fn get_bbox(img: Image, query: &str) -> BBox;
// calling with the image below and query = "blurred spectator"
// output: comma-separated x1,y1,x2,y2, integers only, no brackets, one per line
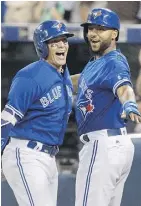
134,50,141,133
71,1,107,23
1,1,6,23
69,2,81,23
136,1,141,23
4,1,43,23
61,1,75,23
40,1,64,22
107,1,140,23
79,1,107,22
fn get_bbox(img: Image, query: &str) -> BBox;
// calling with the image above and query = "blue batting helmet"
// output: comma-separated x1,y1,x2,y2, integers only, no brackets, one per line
33,20,74,58
81,8,120,43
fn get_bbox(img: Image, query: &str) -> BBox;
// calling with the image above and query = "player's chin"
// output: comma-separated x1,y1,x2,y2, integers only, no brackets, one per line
91,47,100,53
55,56,67,65
90,44,100,52
57,59,67,66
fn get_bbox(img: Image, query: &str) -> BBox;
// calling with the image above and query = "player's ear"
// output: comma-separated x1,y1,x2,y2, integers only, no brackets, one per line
112,30,118,40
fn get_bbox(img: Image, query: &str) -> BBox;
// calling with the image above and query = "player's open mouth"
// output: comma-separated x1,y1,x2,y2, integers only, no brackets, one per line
56,52,65,57
91,40,100,43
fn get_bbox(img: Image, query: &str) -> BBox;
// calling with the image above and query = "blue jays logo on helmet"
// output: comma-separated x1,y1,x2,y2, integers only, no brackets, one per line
52,22,63,31
81,8,120,43
77,99,94,120
92,10,102,19
33,20,74,59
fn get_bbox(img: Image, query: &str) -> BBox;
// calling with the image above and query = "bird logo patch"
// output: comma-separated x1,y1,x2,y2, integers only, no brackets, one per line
77,78,95,119
77,99,94,119
92,10,102,19
52,22,63,31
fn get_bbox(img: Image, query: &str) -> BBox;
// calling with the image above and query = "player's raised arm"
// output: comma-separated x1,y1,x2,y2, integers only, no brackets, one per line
71,73,80,94
117,84,141,123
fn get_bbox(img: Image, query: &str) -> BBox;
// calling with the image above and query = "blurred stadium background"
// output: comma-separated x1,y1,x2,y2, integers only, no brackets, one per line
1,1,141,206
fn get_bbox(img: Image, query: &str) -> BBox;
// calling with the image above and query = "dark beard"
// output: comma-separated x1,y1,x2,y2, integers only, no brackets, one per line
90,40,111,56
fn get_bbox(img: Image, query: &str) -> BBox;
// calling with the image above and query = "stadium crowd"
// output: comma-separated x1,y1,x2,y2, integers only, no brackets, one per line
1,1,141,24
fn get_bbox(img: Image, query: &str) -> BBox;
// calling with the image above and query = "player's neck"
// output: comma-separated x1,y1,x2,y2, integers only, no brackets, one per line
95,43,116,59
46,60,64,73
103,44,117,56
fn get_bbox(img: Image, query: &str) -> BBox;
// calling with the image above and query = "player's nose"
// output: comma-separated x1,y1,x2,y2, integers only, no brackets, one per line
88,29,98,37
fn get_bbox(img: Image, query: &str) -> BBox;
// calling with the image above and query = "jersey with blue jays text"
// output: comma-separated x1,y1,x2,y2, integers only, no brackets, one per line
7,60,73,145
75,50,132,136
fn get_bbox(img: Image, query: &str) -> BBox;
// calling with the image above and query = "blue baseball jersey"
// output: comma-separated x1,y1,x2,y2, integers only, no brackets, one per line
7,60,73,145
75,50,132,136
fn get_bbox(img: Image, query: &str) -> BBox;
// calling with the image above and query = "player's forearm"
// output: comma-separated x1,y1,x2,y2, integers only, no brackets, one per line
71,74,80,94
117,85,136,105
1,106,20,153
117,85,141,121
1,123,13,153
136,74,141,97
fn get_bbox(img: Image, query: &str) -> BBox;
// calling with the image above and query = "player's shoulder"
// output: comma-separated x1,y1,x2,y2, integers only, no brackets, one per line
106,50,129,67
15,60,43,79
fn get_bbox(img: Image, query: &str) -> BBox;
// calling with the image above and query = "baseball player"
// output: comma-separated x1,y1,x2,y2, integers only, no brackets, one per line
1,20,74,206
71,8,141,206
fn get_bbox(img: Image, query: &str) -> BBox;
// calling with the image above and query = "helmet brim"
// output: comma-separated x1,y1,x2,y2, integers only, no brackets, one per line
80,22,90,27
81,22,118,31
65,33,74,38
43,32,74,43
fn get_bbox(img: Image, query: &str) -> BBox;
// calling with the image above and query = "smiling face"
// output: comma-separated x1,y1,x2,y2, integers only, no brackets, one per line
87,25,118,55
46,35,69,70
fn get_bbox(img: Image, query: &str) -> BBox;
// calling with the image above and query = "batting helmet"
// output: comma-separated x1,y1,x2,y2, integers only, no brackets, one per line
33,20,74,58
81,8,120,43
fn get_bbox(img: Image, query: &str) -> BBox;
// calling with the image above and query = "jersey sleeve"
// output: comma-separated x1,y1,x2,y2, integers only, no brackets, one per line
103,60,132,96
7,77,41,119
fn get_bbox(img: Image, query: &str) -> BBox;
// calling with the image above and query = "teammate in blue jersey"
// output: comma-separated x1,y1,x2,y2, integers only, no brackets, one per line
71,8,141,206
1,20,74,206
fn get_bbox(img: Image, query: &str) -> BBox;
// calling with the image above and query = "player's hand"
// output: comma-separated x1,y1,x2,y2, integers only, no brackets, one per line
121,112,141,123
121,101,141,123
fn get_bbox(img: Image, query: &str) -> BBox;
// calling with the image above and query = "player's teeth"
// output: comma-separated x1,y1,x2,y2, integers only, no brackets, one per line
56,53,64,56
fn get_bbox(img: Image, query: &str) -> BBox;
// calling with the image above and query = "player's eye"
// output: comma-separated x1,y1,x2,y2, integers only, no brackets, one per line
49,37,68,44
97,26,107,31
88,26,106,32
62,38,68,43
98,27,104,31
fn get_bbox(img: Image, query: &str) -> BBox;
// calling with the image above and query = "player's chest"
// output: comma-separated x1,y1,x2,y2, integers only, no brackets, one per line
38,83,73,110
79,72,102,93
82,62,106,86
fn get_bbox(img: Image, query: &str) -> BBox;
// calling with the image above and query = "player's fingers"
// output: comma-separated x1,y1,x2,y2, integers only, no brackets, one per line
130,114,141,123
129,113,135,122
136,115,141,123
134,115,140,123
139,116,141,122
